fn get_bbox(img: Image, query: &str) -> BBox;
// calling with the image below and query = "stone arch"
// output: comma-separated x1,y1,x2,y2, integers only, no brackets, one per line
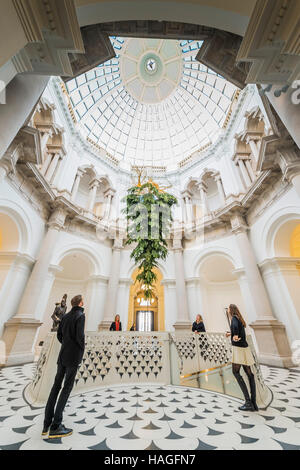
126,259,169,280
78,163,98,180
0,199,32,253
262,206,300,259
194,247,240,278
53,244,102,276
77,2,251,36
199,168,219,184
37,245,102,343
194,249,246,332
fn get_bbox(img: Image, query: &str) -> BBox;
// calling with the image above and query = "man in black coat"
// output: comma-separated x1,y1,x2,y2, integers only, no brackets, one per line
42,294,85,439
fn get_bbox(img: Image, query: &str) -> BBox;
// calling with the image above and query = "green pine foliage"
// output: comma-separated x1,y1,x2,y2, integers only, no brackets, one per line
123,182,177,298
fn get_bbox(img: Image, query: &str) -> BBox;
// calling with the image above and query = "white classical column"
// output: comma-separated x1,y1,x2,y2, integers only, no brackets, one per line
116,279,133,331
103,189,115,219
71,169,84,201
181,191,192,224
40,152,52,175
45,152,60,182
186,278,204,322
197,182,209,216
231,212,293,367
277,147,300,200
248,138,260,162
237,158,252,187
214,175,226,205
245,158,256,182
40,131,51,151
0,253,35,337
85,275,108,331
2,207,66,366
99,238,123,330
87,179,100,213
35,264,64,347
259,258,300,345
161,280,177,331
50,154,65,186
172,237,191,330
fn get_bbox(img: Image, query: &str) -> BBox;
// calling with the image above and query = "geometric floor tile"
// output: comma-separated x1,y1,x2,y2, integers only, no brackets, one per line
0,363,299,450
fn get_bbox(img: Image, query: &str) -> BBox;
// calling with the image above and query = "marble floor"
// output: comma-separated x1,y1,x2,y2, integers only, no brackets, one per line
0,363,300,450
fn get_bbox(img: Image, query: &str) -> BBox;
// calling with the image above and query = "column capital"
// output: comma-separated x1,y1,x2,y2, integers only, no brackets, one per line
277,146,300,182
76,168,85,178
230,212,248,235
245,131,264,144
47,207,67,230
113,237,124,250
196,181,208,192
104,188,116,198
172,237,183,252
89,178,100,190
181,189,193,199
213,173,222,183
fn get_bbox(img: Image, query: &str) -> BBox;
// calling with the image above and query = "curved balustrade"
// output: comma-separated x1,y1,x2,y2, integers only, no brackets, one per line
171,332,272,409
25,331,273,409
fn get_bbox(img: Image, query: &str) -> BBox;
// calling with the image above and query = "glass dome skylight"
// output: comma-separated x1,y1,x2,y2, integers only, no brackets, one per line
66,37,237,170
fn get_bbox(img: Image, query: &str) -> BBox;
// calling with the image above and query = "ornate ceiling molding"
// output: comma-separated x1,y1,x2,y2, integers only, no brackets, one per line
237,0,300,84
11,0,85,77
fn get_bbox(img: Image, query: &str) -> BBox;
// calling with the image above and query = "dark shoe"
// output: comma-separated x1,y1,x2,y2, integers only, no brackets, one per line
42,425,50,437
48,424,73,439
238,400,254,412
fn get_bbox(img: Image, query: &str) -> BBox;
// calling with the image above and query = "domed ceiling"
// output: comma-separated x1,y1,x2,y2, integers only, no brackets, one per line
66,37,237,170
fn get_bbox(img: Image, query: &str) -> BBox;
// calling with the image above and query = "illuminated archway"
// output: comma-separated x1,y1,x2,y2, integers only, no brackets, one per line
128,267,165,331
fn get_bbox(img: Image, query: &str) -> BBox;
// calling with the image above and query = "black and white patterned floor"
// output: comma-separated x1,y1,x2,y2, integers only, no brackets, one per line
0,364,300,450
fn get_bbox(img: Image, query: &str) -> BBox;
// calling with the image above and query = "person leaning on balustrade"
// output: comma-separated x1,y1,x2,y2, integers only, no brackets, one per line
225,304,258,412
110,314,122,331
192,314,206,334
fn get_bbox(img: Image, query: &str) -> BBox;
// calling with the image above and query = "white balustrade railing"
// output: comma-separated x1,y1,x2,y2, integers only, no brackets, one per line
25,331,272,409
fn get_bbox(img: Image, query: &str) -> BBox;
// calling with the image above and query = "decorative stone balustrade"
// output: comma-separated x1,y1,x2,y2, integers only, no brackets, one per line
25,331,272,410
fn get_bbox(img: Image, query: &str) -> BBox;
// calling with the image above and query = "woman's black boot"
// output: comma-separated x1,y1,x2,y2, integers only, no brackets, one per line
248,374,258,411
233,372,254,411
238,399,255,411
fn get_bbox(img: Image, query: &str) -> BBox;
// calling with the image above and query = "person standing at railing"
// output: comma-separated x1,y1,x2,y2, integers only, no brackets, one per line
226,304,258,412
130,323,136,331
110,314,122,331
192,315,206,333
42,294,86,439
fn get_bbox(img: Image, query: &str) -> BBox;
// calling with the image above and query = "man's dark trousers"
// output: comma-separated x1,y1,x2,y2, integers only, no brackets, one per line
44,305,85,429
44,360,78,429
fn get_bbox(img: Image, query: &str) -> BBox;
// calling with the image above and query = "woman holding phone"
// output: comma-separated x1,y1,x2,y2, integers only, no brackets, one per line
226,304,258,412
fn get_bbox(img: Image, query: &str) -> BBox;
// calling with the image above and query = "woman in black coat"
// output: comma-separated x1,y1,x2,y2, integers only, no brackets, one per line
226,304,257,412
192,315,206,333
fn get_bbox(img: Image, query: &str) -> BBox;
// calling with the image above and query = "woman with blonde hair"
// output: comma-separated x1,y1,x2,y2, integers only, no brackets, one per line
226,304,258,412
192,314,206,333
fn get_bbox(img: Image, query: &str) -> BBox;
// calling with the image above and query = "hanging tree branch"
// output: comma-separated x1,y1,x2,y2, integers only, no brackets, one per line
123,181,177,298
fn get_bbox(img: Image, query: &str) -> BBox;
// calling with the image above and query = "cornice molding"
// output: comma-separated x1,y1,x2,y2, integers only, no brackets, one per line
11,0,84,77
237,0,300,84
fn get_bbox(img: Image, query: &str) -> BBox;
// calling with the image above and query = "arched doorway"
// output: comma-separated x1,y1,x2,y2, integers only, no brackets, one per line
37,251,95,344
198,253,246,332
258,215,300,344
128,267,165,331
0,213,19,289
